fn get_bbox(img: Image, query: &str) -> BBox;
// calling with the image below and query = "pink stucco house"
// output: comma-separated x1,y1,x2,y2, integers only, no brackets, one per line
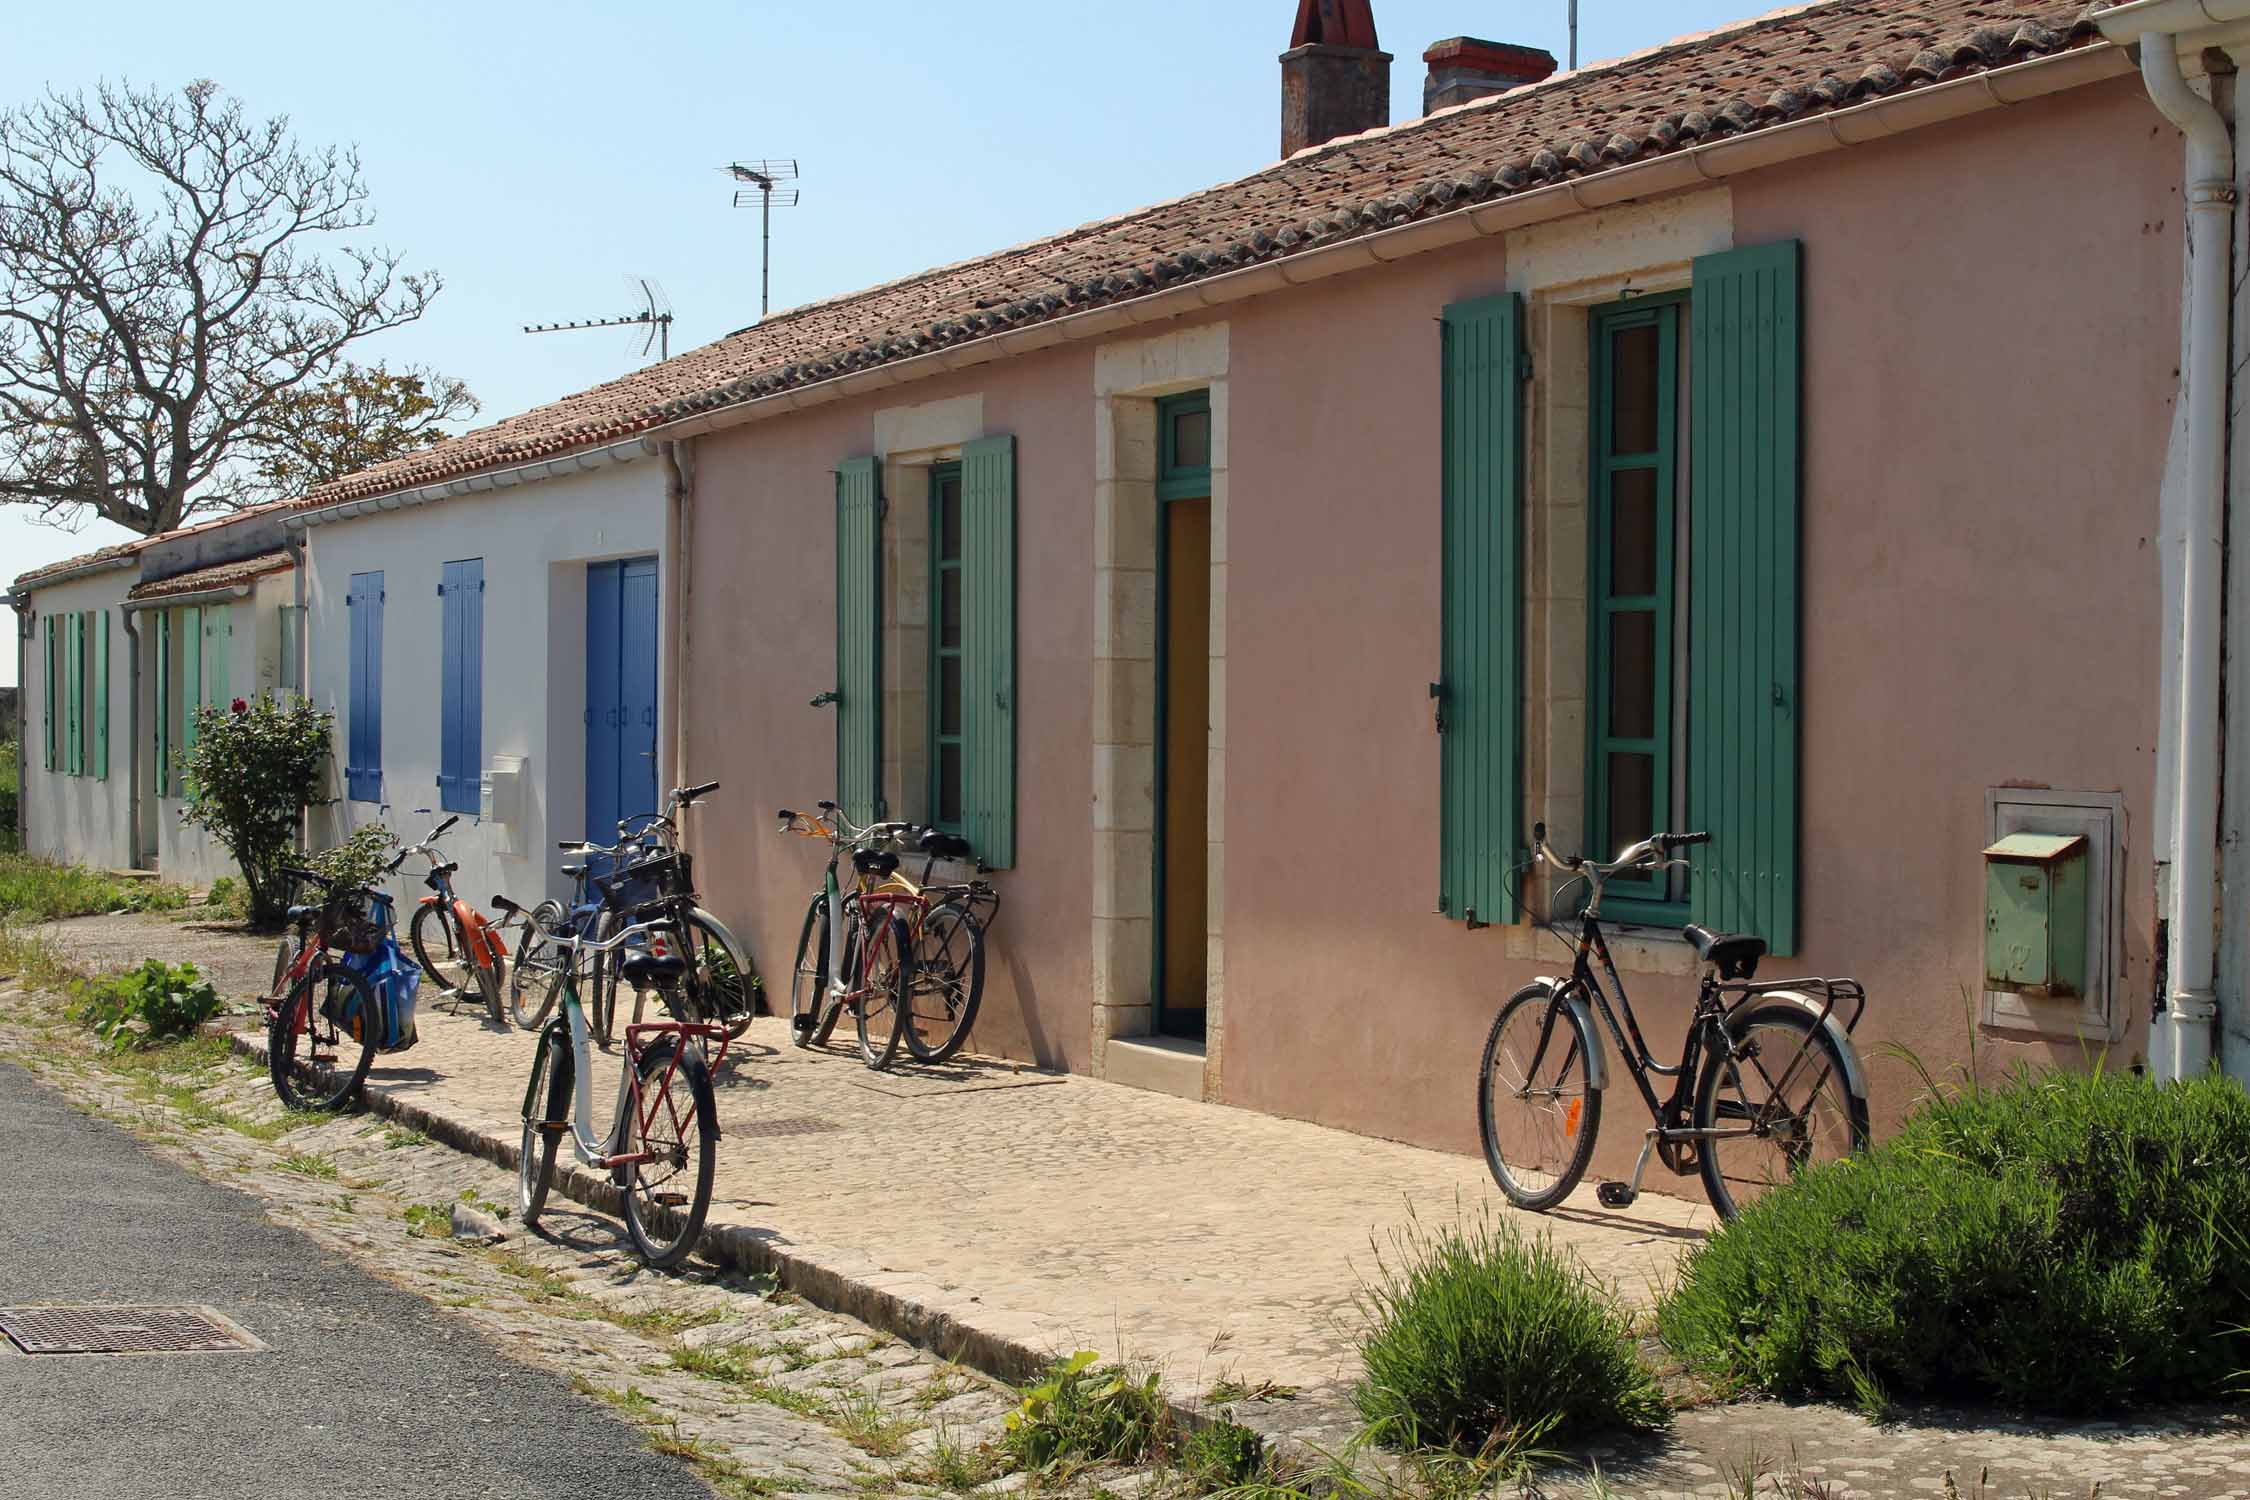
20,0,2240,1190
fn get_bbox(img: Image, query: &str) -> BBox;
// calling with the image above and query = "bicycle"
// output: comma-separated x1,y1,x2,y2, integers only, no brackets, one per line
264,866,398,1112
398,813,507,1027
776,803,922,1069
496,894,729,1270
896,831,1001,1064
1477,823,1871,1220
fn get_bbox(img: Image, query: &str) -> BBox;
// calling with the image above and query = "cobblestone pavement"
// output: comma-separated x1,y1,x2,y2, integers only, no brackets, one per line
8,914,2249,1499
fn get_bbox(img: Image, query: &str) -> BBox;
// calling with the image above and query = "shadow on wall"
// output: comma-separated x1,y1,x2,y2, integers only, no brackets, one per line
1002,944,1059,1071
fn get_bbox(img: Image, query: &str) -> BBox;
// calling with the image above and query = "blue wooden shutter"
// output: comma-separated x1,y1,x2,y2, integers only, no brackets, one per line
1438,292,1525,926
961,435,1017,868
346,571,384,802
439,558,484,813
95,610,109,781
154,611,171,795
1687,240,1802,955
835,458,883,825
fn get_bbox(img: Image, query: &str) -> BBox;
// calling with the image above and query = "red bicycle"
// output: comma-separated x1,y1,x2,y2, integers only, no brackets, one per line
264,865,400,1111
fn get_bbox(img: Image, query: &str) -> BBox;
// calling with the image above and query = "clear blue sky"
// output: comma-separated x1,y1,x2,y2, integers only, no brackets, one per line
1,0,1750,684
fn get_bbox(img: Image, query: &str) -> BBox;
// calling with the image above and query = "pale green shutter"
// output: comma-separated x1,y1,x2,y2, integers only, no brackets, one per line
154,611,171,795
95,610,109,781
42,616,56,773
66,612,83,776
206,604,233,715
835,457,883,825
1438,292,1525,926
1687,240,1802,955
961,434,1017,868
180,606,203,752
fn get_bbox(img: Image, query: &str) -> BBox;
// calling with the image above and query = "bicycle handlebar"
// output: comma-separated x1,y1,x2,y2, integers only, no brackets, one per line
1530,822,1709,882
493,894,668,957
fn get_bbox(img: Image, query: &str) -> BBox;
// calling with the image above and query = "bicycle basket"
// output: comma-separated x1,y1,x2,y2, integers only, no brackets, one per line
596,851,696,915
321,888,388,957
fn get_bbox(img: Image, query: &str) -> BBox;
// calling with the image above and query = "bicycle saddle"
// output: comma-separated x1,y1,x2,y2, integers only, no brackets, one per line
1682,924,1765,980
854,850,901,878
285,904,320,925
618,951,688,984
558,864,587,880
919,831,973,861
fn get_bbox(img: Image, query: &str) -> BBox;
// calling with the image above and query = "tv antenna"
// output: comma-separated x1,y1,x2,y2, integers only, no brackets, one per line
1567,0,1579,68
728,159,801,320
524,277,674,361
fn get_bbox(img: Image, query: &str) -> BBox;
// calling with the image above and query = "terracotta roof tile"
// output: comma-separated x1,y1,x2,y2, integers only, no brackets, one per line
276,0,2097,508
124,550,293,601
10,540,145,593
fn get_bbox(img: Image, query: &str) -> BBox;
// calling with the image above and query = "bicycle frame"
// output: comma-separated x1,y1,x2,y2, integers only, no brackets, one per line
523,948,731,1170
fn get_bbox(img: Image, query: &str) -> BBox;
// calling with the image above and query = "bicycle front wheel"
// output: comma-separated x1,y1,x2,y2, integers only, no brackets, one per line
519,1029,570,1227
685,908,757,1041
269,962,379,1112
410,901,470,993
903,901,984,1063
509,900,566,1029
1478,984,1601,1211
1693,1002,1869,1220
620,1038,718,1269
854,916,912,1070
788,895,832,1048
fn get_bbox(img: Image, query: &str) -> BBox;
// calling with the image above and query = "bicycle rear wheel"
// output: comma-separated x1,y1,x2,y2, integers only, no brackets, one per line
509,900,567,1029
1478,984,1601,1211
269,962,379,1112
410,901,470,994
1693,1003,1868,1220
854,916,912,1070
620,1038,718,1269
685,909,757,1040
518,1029,570,1228
903,901,984,1063
789,895,837,1048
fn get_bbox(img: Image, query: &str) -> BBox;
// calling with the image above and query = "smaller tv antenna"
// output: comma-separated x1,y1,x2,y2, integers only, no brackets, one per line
524,277,674,361
728,159,801,320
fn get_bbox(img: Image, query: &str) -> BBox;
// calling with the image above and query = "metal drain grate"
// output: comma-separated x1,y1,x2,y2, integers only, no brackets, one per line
731,1115,839,1138
0,1305,262,1356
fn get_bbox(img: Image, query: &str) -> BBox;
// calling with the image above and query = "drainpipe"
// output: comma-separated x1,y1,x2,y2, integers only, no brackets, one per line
661,439,696,818
8,597,27,852
282,527,309,853
2140,29,2235,1080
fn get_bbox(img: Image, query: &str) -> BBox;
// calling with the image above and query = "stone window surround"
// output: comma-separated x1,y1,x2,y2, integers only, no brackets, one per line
1498,192,1732,979
1091,323,1229,1099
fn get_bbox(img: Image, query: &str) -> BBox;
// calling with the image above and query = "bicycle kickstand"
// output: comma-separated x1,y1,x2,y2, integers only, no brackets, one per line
1597,1129,1660,1210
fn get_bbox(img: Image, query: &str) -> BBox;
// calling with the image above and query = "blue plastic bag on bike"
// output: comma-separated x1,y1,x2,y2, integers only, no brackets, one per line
342,934,422,1053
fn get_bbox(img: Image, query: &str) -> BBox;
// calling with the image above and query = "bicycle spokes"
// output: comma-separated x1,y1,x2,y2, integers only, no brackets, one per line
1704,1020,1854,1204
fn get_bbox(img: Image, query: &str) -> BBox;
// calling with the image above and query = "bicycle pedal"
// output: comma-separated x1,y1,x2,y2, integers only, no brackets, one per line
1596,1182,1638,1209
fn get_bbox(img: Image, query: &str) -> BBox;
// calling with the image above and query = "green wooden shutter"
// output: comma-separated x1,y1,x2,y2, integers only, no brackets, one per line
42,616,56,773
961,434,1017,868
180,605,203,752
1438,292,1525,926
1687,240,1802,955
95,610,109,781
205,604,233,718
65,612,82,776
154,610,171,796
835,457,883,825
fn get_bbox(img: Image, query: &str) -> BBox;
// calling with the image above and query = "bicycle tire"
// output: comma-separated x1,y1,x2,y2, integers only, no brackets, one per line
509,900,567,1029
686,908,757,1040
787,896,826,1048
472,955,506,1028
1477,984,1601,1211
903,900,984,1063
269,962,379,1113
268,934,300,1004
591,908,620,1048
1693,1002,1869,1221
854,915,913,1071
519,1028,570,1228
620,1037,718,1269
409,901,470,994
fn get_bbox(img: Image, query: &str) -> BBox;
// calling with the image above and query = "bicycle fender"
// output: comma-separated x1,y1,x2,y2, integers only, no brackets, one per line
1733,990,1868,1102
523,1022,573,1121
1528,975,1609,1092
687,907,749,971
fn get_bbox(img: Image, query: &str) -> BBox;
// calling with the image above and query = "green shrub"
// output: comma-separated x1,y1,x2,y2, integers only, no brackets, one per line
1000,1351,1170,1474
176,695,335,925
204,875,247,921
72,959,222,1051
1181,1417,1266,1489
1354,1210,1665,1454
1658,1064,2250,1414
0,854,188,920
303,822,397,892
0,737,18,848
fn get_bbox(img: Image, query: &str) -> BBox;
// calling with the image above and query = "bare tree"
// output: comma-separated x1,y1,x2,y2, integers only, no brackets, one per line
0,79,442,535
249,360,477,497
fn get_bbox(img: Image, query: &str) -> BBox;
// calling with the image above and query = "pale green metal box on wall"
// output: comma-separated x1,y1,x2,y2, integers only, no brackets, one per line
1983,832,2090,1000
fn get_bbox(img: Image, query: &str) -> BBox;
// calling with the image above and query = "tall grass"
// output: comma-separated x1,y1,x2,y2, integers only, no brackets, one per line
1659,1064,2250,1413
0,853,188,921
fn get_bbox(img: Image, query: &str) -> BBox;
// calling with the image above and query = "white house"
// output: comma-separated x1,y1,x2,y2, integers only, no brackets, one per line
10,512,301,886
292,437,679,912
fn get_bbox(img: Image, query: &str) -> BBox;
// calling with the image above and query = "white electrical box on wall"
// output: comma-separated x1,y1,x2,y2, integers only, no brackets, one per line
487,756,529,856
1983,788,2126,1041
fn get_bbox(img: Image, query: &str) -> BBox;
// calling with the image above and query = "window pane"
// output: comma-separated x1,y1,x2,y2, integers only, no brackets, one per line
1609,467,1658,597
939,479,962,561
1606,752,1655,855
1611,323,1660,454
1608,610,1656,740
940,655,962,737
1170,408,1210,471
938,742,963,824
940,568,962,649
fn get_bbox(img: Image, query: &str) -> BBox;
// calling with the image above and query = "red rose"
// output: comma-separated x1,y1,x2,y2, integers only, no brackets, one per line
230,697,248,714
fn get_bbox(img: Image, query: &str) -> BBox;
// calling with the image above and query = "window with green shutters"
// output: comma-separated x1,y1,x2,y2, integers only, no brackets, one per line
1438,291,1525,927
835,457,884,827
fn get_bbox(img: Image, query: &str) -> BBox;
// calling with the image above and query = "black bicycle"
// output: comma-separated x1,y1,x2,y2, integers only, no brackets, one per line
1477,824,1871,1220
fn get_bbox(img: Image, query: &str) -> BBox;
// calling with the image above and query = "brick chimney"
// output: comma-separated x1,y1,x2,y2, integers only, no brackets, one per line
1421,37,1557,114
1281,0,1392,158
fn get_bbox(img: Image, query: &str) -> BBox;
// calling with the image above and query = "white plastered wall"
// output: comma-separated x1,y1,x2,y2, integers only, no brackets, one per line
17,568,138,872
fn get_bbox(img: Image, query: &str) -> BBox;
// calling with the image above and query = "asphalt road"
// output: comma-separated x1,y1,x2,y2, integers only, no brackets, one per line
0,1062,715,1500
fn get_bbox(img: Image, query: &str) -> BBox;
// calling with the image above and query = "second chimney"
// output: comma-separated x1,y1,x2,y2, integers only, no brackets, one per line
1421,37,1558,114
1281,0,1392,157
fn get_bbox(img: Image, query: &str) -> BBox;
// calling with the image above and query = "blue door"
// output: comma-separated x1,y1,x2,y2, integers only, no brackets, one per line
586,557,661,849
